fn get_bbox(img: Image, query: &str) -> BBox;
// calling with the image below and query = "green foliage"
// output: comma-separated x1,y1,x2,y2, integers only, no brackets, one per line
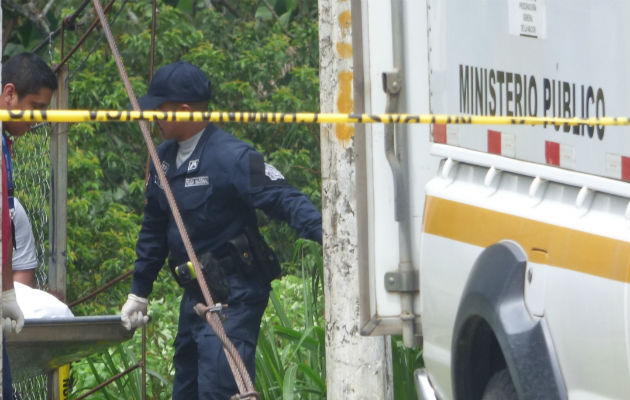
5,0,323,314
72,343,145,400
70,292,179,399
257,239,326,399
71,241,323,400
3,1,421,399
391,336,424,399
55,1,322,282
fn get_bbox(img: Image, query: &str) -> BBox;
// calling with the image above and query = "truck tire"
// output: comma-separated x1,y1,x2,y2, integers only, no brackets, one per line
481,369,517,400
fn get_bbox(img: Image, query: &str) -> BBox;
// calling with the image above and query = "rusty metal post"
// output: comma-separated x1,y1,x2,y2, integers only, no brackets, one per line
142,325,147,400
47,64,69,400
49,64,69,302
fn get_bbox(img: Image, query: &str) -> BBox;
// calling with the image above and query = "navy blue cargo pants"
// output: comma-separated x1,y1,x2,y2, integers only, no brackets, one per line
172,274,270,400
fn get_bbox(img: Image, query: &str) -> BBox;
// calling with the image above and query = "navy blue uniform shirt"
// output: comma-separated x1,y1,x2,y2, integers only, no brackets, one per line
131,124,322,297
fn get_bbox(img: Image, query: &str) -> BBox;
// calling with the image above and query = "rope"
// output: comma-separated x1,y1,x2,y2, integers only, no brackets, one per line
3,109,630,126
91,0,257,397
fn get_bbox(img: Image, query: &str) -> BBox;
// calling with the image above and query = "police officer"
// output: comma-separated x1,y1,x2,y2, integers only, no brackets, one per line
120,61,322,399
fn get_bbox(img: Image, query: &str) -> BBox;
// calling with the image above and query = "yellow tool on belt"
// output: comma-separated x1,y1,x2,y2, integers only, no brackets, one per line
175,261,197,280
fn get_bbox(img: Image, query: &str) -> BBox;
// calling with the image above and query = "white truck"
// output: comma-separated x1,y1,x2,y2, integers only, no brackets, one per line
352,1,630,399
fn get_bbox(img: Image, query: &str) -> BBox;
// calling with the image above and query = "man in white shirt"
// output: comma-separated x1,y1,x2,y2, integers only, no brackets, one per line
11,198,37,287
10,197,73,318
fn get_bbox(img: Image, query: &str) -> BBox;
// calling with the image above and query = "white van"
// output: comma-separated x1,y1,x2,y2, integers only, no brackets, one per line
352,1,630,398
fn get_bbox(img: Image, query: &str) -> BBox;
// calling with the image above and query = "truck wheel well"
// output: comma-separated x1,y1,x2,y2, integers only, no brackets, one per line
453,316,507,400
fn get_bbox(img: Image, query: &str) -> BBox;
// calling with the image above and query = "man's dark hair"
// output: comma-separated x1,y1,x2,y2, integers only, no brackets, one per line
2,52,57,97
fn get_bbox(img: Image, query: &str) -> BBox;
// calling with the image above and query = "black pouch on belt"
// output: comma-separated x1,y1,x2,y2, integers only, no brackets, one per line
241,225,281,283
173,252,230,303
223,226,280,283
225,232,256,277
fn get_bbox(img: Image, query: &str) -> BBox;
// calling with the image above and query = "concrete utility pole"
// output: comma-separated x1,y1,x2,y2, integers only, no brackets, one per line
318,1,392,399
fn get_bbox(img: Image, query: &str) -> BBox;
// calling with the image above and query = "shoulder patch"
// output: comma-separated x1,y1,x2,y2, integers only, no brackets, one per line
264,163,285,181
249,153,288,187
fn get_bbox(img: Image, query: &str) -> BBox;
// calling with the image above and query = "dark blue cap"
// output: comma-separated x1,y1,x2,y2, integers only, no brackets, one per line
138,61,212,110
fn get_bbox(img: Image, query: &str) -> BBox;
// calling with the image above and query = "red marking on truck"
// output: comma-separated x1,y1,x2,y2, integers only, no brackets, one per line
545,141,560,166
487,130,502,154
622,156,630,182
434,124,447,143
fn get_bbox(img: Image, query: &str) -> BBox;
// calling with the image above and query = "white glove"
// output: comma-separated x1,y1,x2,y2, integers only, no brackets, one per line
2,289,24,334
121,293,149,330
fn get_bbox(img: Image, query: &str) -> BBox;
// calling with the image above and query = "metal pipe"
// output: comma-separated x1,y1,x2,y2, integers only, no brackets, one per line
53,0,117,74
383,74,402,220
142,325,147,400
60,21,65,62
32,0,93,54
384,0,420,348
71,363,142,400
67,270,133,308
150,0,157,79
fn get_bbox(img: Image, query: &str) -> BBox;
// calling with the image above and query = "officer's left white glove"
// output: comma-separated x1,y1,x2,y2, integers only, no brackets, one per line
2,289,24,334
121,293,149,330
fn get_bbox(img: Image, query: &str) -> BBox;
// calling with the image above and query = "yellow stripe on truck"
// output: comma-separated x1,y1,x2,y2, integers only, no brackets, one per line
423,196,630,283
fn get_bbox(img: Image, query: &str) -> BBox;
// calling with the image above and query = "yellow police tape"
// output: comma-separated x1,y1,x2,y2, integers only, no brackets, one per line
1,109,629,126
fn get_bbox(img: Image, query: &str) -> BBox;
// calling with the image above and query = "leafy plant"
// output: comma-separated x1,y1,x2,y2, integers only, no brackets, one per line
391,336,424,399
70,241,323,400
70,293,179,400
4,2,424,399
71,341,166,400
256,239,325,400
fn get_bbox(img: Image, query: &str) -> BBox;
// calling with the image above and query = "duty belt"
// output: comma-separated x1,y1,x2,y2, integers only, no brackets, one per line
174,253,241,283
173,226,280,290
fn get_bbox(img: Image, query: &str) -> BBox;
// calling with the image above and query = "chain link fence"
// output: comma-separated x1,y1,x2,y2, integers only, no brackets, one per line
11,123,52,399
12,124,51,289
